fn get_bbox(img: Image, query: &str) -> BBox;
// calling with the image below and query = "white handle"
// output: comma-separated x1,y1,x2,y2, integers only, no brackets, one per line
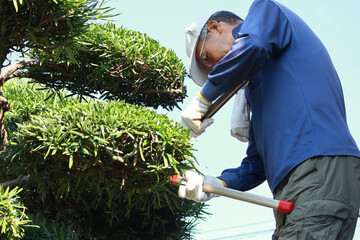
203,183,293,213
204,184,280,210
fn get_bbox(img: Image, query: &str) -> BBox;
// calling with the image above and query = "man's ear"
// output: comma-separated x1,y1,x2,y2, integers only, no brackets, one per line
207,21,222,34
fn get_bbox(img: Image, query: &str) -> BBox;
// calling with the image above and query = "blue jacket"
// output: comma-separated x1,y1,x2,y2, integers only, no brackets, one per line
201,0,360,192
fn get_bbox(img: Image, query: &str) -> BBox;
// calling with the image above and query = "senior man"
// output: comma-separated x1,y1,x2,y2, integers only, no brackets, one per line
179,0,360,239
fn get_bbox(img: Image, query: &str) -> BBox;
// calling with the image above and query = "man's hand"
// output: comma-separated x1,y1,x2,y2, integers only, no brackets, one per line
178,171,225,202
181,92,214,137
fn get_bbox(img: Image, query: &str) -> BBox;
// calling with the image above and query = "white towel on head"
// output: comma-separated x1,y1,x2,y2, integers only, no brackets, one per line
230,89,250,142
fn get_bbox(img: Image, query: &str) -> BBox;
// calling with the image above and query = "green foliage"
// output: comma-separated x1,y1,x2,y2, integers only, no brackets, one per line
1,80,206,239
26,23,187,110
0,186,34,239
0,0,116,66
23,214,95,240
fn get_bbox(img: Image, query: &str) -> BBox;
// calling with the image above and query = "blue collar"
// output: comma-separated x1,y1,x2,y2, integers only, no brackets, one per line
232,22,244,39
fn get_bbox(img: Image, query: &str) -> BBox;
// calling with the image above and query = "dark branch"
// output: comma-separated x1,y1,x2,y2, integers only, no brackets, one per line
0,59,39,86
0,175,31,189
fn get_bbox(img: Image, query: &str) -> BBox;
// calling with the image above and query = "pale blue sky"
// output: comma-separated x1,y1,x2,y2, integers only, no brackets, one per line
110,0,360,238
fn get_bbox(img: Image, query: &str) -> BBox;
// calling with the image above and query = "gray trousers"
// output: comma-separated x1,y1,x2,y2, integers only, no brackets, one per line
272,156,360,240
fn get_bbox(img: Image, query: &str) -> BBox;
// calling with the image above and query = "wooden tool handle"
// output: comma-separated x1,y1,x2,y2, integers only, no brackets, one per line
202,80,248,120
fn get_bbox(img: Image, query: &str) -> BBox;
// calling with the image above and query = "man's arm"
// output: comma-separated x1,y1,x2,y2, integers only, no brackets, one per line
218,124,266,191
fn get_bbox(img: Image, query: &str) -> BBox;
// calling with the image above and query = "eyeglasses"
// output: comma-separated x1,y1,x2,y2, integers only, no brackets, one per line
199,31,214,68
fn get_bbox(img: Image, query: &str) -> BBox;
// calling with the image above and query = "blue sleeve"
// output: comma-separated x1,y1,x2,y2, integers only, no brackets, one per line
218,124,266,191
202,0,292,101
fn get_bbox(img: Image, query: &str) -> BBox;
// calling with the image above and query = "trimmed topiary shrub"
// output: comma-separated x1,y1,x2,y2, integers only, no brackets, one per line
1,80,206,239
26,23,187,110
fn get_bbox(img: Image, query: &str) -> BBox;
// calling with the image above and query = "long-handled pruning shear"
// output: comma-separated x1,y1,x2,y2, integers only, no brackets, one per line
170,175,293,213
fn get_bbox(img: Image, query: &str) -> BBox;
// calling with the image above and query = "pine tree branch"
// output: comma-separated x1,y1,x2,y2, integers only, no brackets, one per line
0,175,31,189
0,59,39,86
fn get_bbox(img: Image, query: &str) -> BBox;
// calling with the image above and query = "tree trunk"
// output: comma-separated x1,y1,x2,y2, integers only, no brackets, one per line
0,91,11,148
0,59,38,148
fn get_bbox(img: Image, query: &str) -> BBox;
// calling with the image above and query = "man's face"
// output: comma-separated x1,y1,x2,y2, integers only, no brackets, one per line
195,21,236,72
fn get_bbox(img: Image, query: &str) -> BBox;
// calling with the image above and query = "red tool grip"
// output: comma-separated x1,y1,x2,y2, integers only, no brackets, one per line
278,200,294,213
169,175,180,185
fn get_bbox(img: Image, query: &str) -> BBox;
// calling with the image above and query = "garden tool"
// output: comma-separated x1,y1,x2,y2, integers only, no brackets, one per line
170,174,294,214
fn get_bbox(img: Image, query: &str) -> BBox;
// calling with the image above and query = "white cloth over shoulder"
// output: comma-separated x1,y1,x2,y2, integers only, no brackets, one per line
230,89,250,142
